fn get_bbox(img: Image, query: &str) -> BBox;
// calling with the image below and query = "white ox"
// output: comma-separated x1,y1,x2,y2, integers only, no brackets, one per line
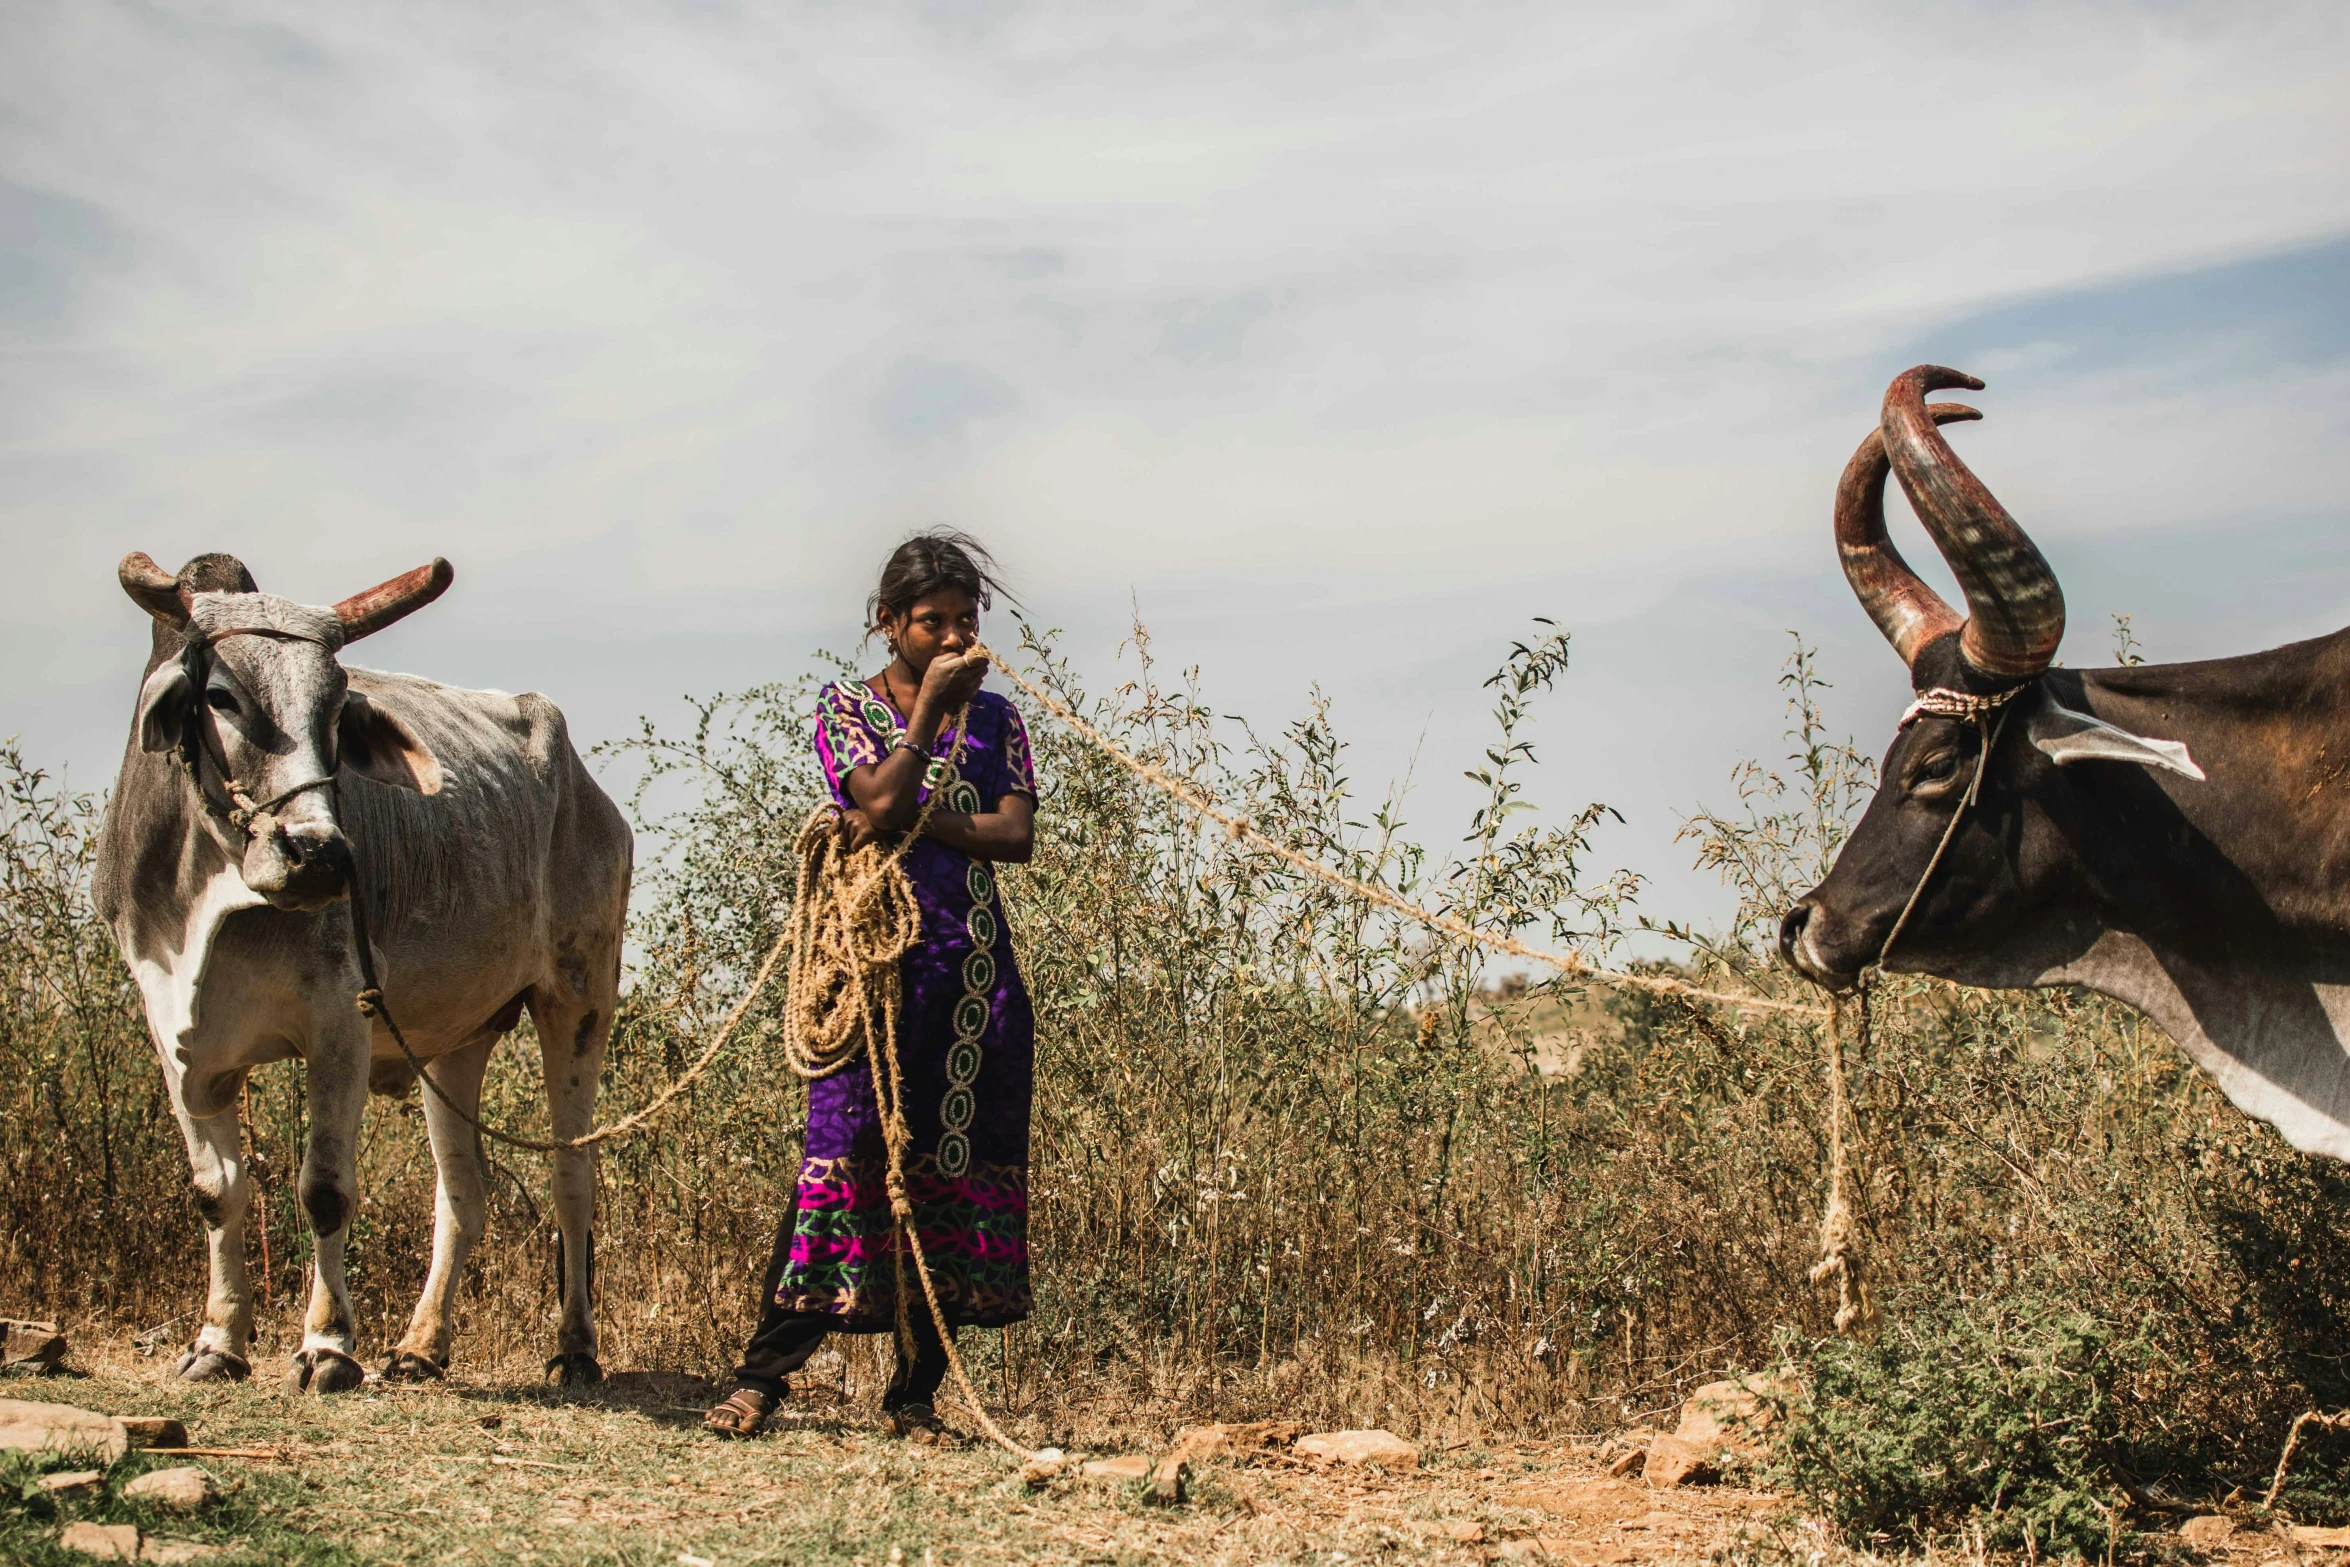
95,551,631,1392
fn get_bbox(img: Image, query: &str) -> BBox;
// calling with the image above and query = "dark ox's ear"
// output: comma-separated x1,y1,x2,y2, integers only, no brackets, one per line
2028,696,2206,782
134,662,193,753
339,693,443,794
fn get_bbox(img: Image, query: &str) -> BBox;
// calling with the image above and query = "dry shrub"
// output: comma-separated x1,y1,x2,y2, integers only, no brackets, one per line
2,629,2347,1509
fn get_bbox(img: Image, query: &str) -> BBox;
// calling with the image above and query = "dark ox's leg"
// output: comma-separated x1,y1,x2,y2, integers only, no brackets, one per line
383,1036,495,1380
287,1001,369,1394
528,973,614,1386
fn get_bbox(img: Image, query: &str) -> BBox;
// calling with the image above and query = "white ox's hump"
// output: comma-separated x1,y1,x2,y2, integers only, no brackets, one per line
334,669,601,944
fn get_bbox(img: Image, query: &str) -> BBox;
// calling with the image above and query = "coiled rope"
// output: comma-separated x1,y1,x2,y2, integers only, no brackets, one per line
772,711,1040,1461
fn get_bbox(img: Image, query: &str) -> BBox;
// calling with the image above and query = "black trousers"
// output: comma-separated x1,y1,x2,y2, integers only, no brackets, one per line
733,1212,951,1408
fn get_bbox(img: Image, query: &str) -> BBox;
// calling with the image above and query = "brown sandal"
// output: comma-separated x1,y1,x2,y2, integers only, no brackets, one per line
703,1384,781,1438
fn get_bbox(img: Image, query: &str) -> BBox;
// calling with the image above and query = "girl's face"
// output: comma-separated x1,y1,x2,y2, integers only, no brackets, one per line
881,587,979,673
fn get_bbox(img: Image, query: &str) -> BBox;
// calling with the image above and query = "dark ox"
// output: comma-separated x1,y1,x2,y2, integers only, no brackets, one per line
97,552,631,1391
1781,366,2350,1161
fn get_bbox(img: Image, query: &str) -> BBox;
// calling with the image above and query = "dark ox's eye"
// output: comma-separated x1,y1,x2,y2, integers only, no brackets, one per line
205,689,238,714
1914,753,1961,786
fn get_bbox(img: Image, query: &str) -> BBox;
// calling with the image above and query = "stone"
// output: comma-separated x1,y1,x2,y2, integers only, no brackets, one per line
40,1469,105,1496
1488,1540,1550,1563
1605,1445,1645,1479
1165,1420,1307,1465
1643,1374,1798,1486
1443,1520,1486,1543
124,1467,216,1511
1674,1375,1796,1464
58,1522,141,1560
0,1399,130,1463
2179,1515,2235,1548
2295,1525,2350,1548
1019,1447,1068,1486
141,1542,228,1565
1294,1429,1420,1470
1081,1454,1152,1480
120,1418,189,1451
1146,1453,1187,1507
3,1320,69,1368
1641,1433,1717,1489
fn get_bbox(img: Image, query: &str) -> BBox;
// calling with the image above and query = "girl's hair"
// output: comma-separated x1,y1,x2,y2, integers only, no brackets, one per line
867,530,1019,635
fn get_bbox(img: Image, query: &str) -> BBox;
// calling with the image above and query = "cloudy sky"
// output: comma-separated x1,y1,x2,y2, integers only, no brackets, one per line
5,0,2347,937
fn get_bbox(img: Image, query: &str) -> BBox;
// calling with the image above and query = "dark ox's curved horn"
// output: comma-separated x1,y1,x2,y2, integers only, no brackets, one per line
118,552,191,624
335,558,454,644
1836,404,1981,668
1880,366,2065,681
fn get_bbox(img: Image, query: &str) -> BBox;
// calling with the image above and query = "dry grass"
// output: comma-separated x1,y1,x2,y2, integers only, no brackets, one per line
8,628,2350,1559
3,1339,1818,1565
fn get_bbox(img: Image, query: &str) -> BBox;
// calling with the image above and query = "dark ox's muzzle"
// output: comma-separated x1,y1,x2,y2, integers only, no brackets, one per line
1777,899,1858,992
241,812,353,912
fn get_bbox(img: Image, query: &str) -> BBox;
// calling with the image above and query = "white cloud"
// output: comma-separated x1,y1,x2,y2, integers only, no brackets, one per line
3,0,2346,929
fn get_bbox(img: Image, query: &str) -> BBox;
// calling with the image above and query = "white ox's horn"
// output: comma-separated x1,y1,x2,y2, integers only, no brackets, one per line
335,559,455,644
118,552,190,624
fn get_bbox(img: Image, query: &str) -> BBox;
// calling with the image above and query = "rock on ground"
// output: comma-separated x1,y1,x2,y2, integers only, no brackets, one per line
2,1319,69,1370
1646,1375,1798,1488
1081,1454,1152,1480
1164,1420,1307,1466
1018,1447,1068,1486
2179,1515,2235,1548
140,1541,226,1564
58,1521,141,1560
120,1417,189,1451
40,1469,106,1495
0,1398,130,1462
124,1466,216,1511
1146,1453,1186,1507
1641,1433,1717,1488
1295,1429,1420,1470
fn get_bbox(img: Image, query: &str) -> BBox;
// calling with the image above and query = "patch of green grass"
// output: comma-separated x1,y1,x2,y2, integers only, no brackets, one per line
1,1445,372,1565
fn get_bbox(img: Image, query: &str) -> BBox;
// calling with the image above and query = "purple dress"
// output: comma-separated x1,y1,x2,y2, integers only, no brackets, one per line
773,680,1038,1329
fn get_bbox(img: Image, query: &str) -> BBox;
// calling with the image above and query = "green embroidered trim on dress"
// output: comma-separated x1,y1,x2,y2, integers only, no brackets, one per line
846,683,1004,1184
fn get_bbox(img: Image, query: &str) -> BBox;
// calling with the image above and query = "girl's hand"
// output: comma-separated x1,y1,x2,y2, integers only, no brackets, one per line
919,650,990,712
836,806,879,852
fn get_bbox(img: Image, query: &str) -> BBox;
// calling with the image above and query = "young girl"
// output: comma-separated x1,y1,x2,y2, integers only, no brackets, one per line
705,533,1038,1439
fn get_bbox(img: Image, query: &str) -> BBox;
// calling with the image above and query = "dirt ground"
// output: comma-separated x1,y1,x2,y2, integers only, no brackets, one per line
0,1338,1835,1566
1,1341,2319,1565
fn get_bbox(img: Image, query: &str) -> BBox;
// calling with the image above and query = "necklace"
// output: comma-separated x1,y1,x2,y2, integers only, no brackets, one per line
872,665,919,720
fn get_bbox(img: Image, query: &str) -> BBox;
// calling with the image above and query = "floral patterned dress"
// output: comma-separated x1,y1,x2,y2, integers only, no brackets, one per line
772,680,1038,1329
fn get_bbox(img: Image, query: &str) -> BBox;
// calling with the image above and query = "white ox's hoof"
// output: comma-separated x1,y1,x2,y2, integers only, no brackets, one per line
284,1346,367,1395
171,1347,251,1384
378,1350,446,1384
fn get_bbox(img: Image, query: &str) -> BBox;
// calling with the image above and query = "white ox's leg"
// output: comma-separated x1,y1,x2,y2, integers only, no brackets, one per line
383,1038,494,1379
529,987,611,1385
287,1006,370,1395
169,1092,256,1382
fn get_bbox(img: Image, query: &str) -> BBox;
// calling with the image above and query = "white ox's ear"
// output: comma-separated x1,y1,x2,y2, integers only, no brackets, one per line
339,692,442,795
2028,696,2206,782
135,663,192,754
